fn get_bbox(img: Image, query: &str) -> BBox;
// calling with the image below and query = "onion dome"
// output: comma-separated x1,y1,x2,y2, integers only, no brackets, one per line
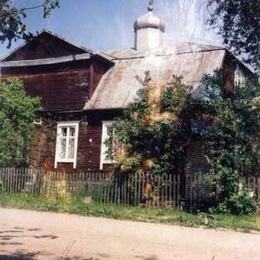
133,1,166,51
134,3,165,32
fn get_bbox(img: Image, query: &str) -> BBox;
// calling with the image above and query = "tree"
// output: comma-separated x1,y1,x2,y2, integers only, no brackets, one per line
206,0,260,213
0,0,60,48
107,72,192,176
0,78,40,167
196,72,260,214
108,70,259,214
207,0,260,69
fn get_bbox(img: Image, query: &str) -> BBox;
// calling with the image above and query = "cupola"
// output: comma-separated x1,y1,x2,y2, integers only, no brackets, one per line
134,0,165,52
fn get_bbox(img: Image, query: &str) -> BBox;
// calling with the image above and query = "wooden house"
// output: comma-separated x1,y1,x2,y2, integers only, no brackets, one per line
0,4,252,173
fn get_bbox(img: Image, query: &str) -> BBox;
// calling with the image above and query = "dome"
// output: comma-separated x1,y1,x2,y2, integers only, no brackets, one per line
134,11,165,32
133,2,166,51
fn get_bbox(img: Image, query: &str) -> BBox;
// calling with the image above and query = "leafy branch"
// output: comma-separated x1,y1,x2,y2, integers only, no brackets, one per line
0,0,60,48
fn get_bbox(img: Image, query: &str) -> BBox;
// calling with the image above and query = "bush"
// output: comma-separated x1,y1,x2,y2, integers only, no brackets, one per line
217,191,257,215
0,78,40,166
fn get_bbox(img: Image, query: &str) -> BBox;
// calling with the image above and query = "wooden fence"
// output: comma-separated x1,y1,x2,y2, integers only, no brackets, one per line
185,173,260,209
0,168,259,208
0,168,182,207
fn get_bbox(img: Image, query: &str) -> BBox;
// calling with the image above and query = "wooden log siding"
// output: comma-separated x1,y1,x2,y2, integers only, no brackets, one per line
1,50,112,173
2,31,87,61
23,69,90,111
29,121,103,172
29,110,120,172
1,59,110,112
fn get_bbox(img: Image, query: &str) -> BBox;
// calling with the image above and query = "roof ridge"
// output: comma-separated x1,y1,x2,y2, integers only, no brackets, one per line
1,30,114,64
1,30,93,62
101,48,226,61
184,41,224,49
39,29,93,54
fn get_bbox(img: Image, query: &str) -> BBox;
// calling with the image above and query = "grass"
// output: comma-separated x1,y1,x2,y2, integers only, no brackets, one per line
0,192,259,232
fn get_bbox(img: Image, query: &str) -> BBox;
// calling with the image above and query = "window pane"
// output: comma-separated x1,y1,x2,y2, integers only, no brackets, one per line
102,123,114,164
59,138,66,159
107,126,113,135
56,124,78,166
68,138,75,159
61,127,67,137
105,126,113,159
70,127,75,137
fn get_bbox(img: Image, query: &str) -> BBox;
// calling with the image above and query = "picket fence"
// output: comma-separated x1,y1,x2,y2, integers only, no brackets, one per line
0,168,259,208
0,168,182,207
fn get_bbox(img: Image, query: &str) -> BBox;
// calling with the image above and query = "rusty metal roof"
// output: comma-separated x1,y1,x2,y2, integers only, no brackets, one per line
84,42,226,110
102,42,224,60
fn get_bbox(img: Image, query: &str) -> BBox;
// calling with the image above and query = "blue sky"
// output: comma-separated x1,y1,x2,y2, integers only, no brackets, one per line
0,0,222,59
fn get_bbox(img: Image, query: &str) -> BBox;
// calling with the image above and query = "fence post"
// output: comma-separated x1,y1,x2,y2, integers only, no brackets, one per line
256,175,260,200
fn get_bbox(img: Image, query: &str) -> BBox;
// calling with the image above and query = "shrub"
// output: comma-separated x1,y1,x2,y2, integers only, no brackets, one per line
217,191,257,215
0,78,40,167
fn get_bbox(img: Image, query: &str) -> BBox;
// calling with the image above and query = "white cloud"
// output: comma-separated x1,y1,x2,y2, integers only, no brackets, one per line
158,0,222,45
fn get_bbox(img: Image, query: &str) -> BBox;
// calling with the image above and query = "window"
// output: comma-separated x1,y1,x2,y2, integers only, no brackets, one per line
234,66,245,86
100,121,115,169
55,122,79,169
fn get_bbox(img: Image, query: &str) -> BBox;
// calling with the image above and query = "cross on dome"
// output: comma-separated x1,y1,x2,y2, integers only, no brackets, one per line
148,0,153,12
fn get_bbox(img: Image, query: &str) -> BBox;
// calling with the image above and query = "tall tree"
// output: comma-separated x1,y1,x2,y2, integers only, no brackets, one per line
207,0,260,69
0,0,60,48
0,79,40,167
197,72,260,214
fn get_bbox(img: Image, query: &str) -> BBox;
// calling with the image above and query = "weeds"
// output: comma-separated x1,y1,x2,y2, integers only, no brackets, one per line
0,192,259,232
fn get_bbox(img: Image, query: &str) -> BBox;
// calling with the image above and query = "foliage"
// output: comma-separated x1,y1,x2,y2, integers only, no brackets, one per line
0,78,40,166
196,71,260,214
192,172,216,200
207,0,260,68
109,69,259,214
162,75,191,113
109,70,259,214
206,0,260,209
217,191,257,215
108,73,191,176
0,0,60,48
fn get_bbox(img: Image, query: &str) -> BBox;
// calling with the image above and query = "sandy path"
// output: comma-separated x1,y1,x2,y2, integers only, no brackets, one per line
0,207,259,260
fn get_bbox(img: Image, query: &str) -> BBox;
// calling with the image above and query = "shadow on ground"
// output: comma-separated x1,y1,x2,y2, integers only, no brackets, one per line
134,255,158,260
0,226,59,245
0,226,158,260
0,226,59,259
0,250,46,260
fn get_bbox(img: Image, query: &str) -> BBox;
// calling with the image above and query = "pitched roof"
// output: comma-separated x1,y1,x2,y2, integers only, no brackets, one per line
0,30,113,65
84,42,226,110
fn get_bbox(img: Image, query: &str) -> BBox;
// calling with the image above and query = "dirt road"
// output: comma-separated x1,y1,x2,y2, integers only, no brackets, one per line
0,207,259,260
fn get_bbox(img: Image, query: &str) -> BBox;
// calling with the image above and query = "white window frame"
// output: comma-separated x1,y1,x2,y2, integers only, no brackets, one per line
234,66,245,86
100,121,115,170
55,121,79,169
33,117,42,126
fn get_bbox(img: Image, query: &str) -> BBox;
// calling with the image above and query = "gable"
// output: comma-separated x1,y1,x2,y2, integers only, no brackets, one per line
2,31,89,62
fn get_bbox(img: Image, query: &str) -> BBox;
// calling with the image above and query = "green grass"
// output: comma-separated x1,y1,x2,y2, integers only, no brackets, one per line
0,192,259,232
